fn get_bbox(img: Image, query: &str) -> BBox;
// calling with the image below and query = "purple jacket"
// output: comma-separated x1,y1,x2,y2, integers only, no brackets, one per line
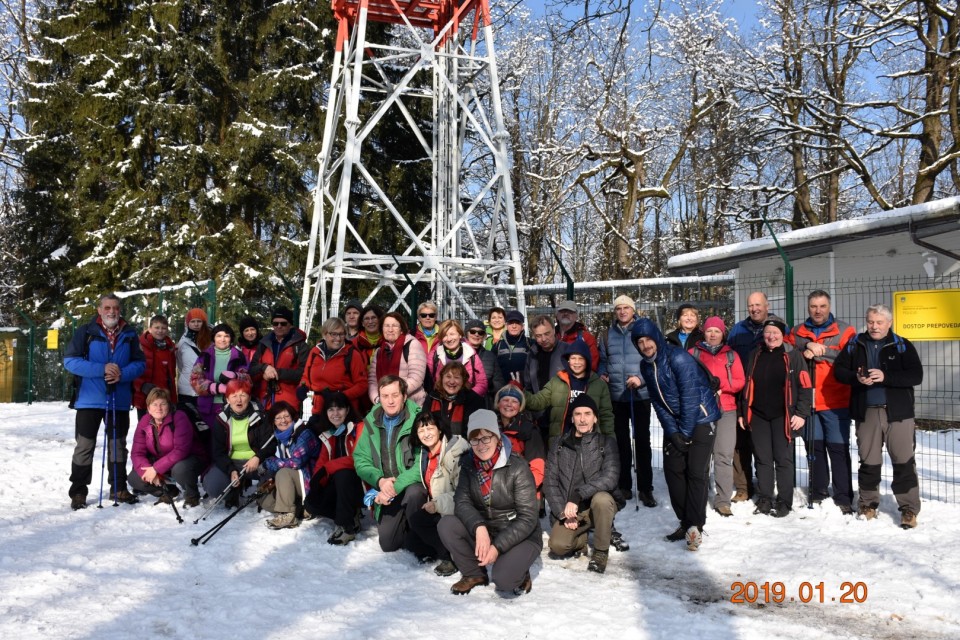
190,346,248,416
131,410,207,477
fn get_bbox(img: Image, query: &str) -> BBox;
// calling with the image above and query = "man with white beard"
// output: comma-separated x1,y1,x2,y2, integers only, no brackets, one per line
65,293,146,510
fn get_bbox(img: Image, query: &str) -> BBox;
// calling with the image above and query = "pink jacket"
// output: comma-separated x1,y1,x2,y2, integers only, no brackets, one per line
130,410,207,477
428,342,488,397
368,334,428,406
688,343,745,413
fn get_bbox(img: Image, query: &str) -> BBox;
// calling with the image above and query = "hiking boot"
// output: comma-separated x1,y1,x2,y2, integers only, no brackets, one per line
588,549,609,574
685,526,703,551
266,512,301,530
900,511,918,529
434,560,458,577
732,490,749,503
772,501,791,518
302,507,317,521
838,503,854,516
513,572,532,596
610,528,630,551
714,504,733,517
621,488,633,501
182,495,200,509
638,491,657,508
155,493,173,505
417,555,436,565
548,546,585,561
225,489,239,509
858,505,878,521
110,489,139,504
665,525,686,542
450,575,489,595
327,526,356,546
71,495,87,511
753,498,773,516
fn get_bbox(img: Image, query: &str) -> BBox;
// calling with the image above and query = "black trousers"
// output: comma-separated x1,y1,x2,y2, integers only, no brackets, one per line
69,408,130,497
613,399,653,493
663,422,716,529
406,507,449,561
750,415,795,507
304,469,364,529
376,484,428,552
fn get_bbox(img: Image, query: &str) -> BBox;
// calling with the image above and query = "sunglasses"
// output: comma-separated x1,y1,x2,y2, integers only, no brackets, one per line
468,329,486,336
419,313,437,318
272,320,290,327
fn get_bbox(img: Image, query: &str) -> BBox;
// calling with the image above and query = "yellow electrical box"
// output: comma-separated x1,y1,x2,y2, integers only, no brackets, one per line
47,329,59,350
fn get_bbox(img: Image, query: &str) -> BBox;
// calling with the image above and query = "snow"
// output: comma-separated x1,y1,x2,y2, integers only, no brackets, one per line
3,403,959,639
668,196,960,273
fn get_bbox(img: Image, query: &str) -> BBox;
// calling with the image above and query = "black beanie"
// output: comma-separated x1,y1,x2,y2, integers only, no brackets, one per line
271,306,294,324
568,393,599,416
211,323,235,342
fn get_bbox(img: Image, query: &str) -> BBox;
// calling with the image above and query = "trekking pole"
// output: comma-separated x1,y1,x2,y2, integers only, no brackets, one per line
97,421,108,509
192,469,247,525
160,479,184,524
805,412,816,509
629,392,640,512
110,389,119,506
190,489,262,546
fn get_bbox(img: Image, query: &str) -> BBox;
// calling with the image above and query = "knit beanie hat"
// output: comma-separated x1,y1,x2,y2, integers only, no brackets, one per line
494,385,526,412
613,295,636,310
238,316,259,333
568,393,599,416
186,308,208,323
211,323,235,342
703,316,726,334
762,317,788,337
675,303,697,321
272,306,294,324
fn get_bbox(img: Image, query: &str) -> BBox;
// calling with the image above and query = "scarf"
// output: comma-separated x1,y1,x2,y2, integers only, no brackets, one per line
697,341,724,356
275,426,295,447
375,338,406,381
473,441,503,506
443,344,463,361
97,317,124,352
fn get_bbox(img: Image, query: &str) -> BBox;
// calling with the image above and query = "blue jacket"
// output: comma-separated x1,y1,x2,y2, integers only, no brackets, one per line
598,317,648,402
726,317,766,364
631,318,720,438
64,318,146,411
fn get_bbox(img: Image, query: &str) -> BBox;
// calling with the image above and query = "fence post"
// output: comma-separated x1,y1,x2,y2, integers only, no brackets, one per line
546,240,575,302
14,308,35,405
205,280,217,325
760,215,795,326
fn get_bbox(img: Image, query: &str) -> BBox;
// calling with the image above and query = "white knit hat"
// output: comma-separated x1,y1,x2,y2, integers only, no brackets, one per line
613,295,636,310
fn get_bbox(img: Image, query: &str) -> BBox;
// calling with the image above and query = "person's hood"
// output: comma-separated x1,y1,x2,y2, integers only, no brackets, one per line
631,317,667,361
561,338,592,372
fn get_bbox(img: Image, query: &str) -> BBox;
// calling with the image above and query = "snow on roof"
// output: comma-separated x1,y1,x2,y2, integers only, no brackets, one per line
668,196,960,274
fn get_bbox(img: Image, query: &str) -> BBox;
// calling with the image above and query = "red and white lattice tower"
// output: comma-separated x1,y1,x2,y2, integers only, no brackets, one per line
300,0,526,330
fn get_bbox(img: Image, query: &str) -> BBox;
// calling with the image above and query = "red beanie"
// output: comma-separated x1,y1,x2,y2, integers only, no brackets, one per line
186,308,208,323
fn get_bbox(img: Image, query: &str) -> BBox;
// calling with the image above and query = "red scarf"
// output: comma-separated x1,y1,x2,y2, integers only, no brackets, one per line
375,338,406,382
473,442,502,506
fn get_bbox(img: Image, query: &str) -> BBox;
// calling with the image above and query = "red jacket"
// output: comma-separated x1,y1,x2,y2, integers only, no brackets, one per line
133,332,178,409
787,319,856,411
250,329,310,409
311,421,363,488
688,343,745,413
557,323,600,372
299,342,368,415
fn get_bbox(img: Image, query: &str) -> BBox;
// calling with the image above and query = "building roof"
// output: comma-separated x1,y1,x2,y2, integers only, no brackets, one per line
668,196,960,275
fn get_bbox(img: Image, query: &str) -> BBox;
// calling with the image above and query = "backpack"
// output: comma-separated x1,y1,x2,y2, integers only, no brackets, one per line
690,346,735,390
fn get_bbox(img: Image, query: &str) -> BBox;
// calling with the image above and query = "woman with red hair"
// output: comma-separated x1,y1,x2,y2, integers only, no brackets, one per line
202,378,273,506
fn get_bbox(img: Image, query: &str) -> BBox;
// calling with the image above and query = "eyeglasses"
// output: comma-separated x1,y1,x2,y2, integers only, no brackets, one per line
326,332,345,338
468,329,486,336
419,313,436,319
272,321,290,327
469,435,496,446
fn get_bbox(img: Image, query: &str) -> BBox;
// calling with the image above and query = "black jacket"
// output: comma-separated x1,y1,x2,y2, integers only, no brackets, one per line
454,448,542,554
544,430,619,520
212,402,273,474
739,345,812,441
834,331,923,422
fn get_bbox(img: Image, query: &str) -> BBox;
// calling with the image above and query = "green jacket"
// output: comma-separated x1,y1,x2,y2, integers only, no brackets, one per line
353,399,422,518
524,370,615,440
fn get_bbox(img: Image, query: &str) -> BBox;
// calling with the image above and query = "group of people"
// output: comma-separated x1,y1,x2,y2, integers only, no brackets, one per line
64,289,924,596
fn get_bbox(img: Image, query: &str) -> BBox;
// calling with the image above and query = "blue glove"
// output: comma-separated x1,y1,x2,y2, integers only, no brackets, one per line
363,488,379,508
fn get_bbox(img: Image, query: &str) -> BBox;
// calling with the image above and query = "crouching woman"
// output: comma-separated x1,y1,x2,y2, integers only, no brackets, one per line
544,394,619,574
128,388,207,507
437,409,542,597
258,402,320,529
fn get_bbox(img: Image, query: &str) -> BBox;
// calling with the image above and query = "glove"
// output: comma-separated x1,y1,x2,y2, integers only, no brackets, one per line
296,385,310,401
219,371,238,384
669,432,691,454
215,383,228,395
363,488,379,509
257,464,268,477
507,372,523,390
140,382,156,395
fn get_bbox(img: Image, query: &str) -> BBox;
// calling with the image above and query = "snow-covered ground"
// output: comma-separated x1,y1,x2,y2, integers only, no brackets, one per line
3,403,959,640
